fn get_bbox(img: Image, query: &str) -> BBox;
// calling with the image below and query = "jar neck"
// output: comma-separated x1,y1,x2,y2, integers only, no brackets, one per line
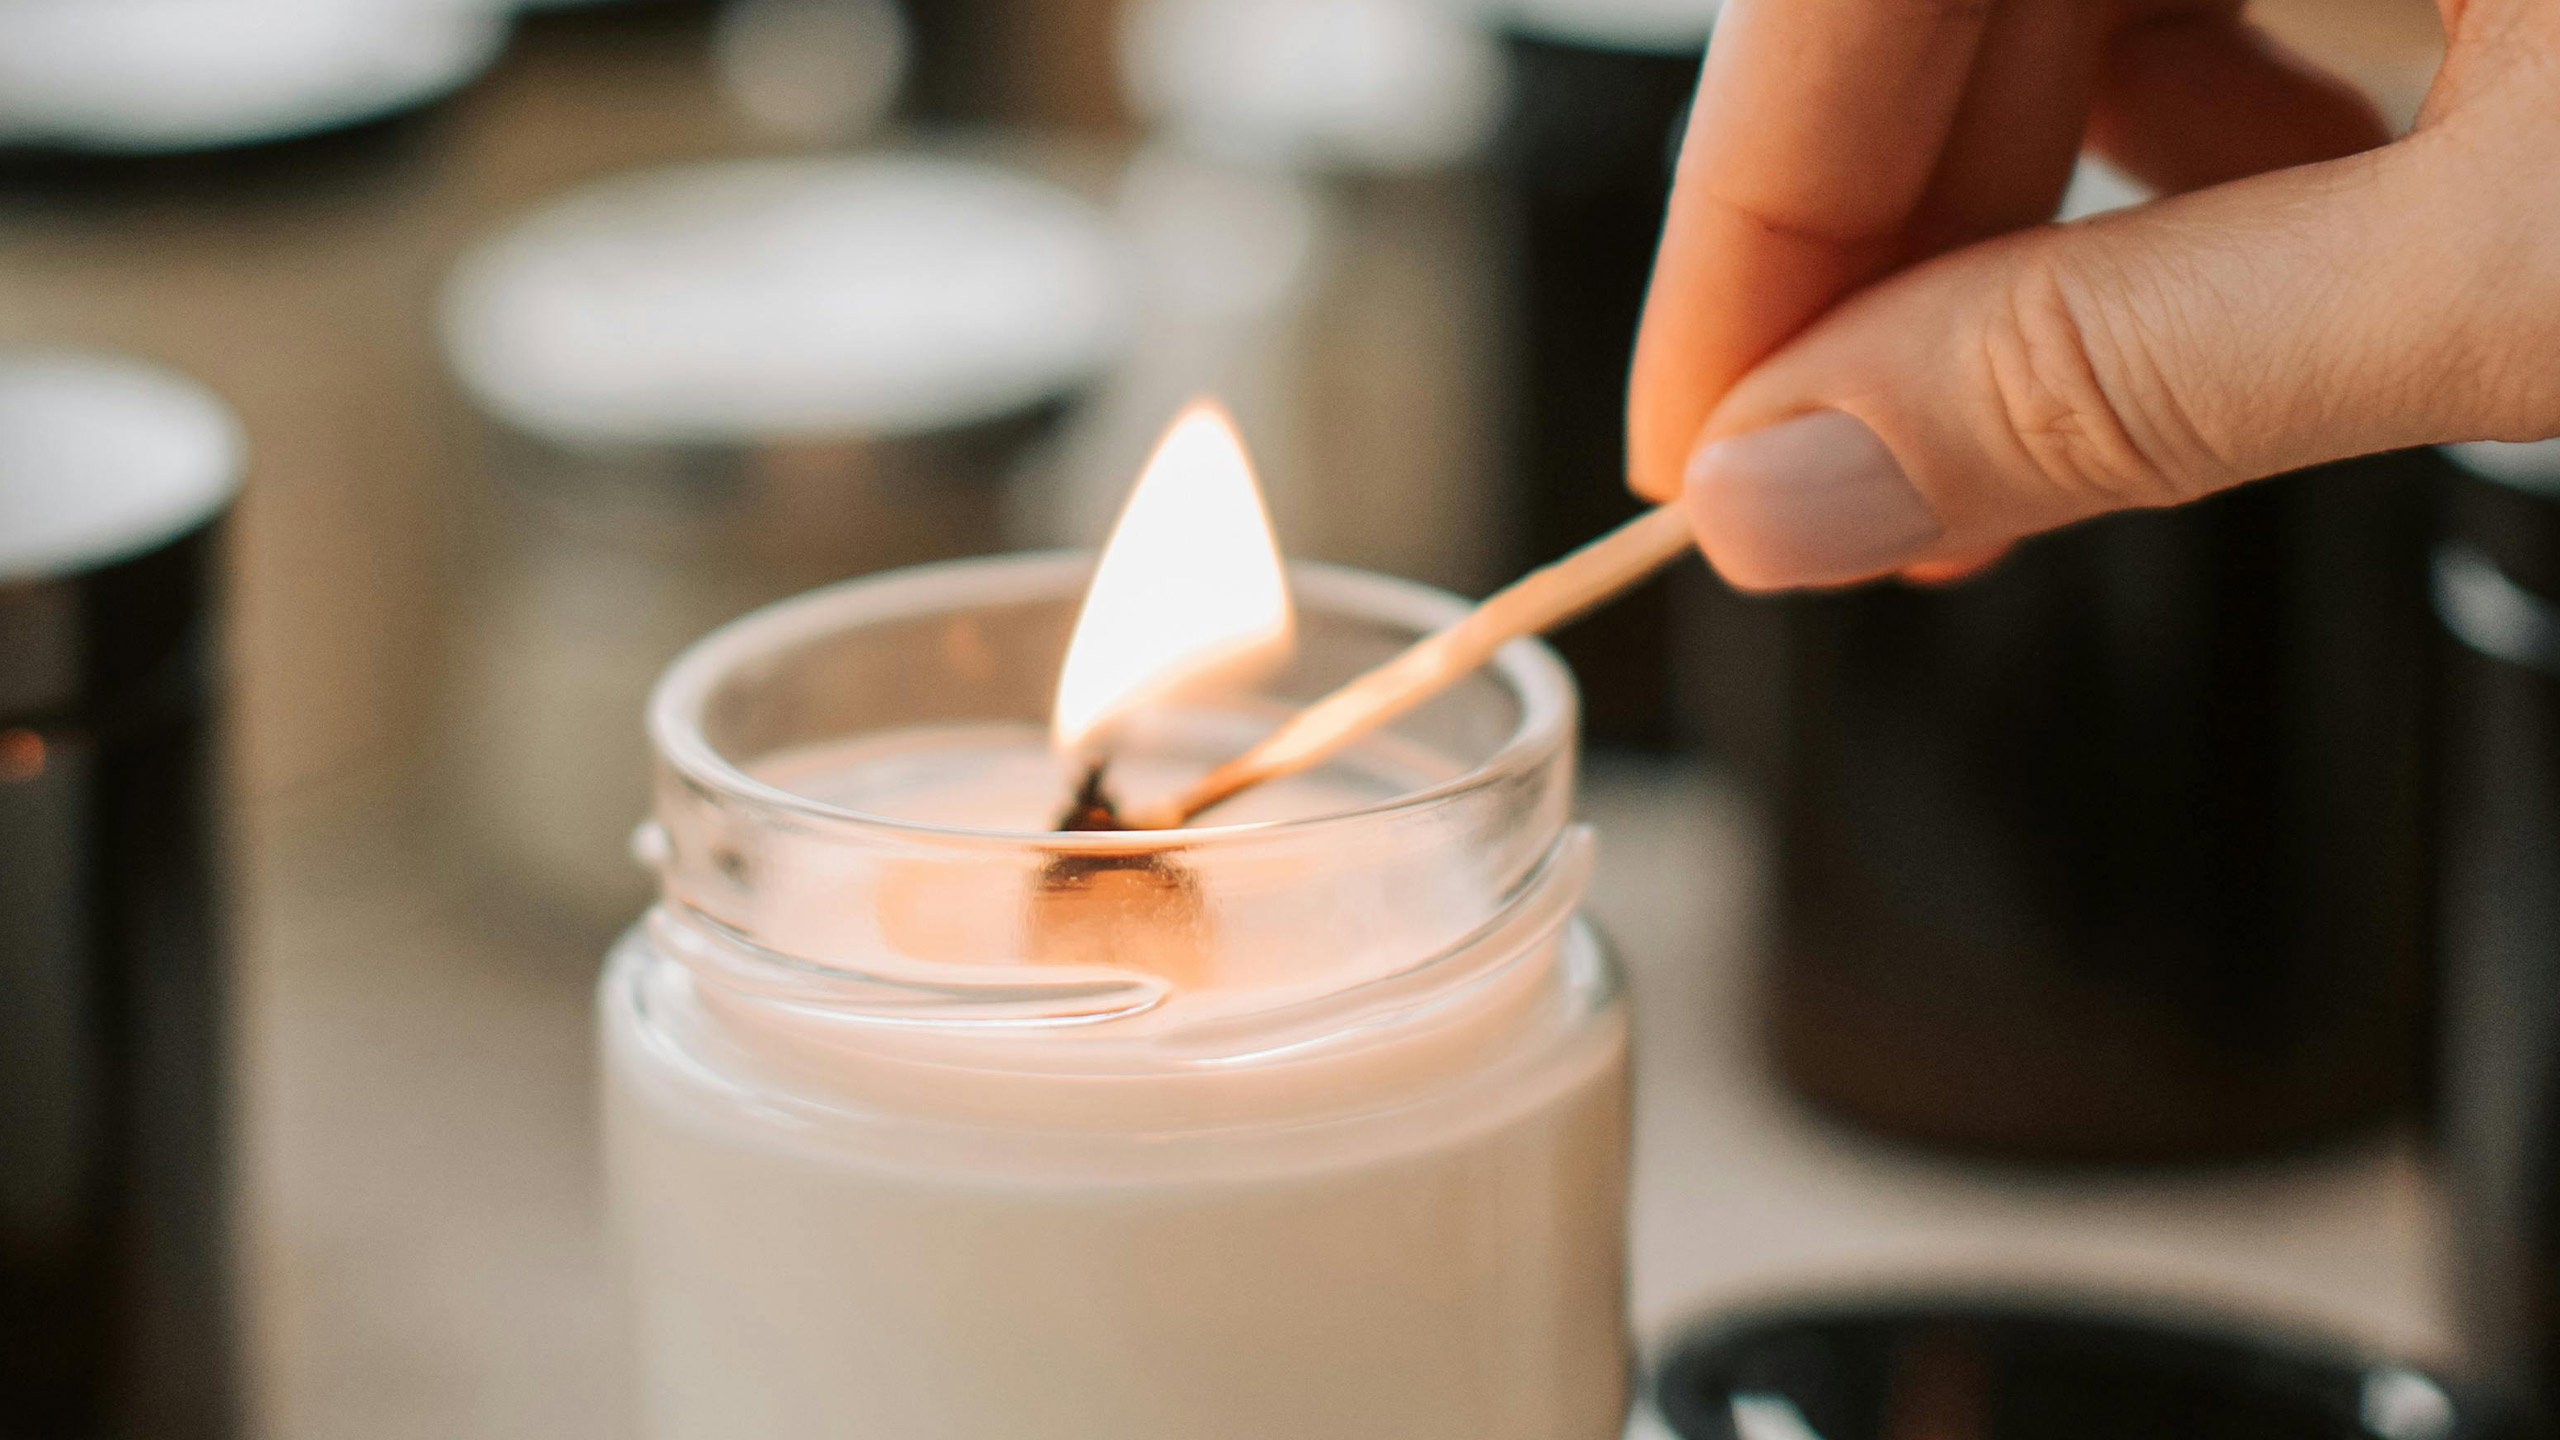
634,554,1583,1037
618,830,1606,1155
646,820,1594,1043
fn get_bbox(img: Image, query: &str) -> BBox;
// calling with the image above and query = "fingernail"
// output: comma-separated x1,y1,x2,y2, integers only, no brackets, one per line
1683,411,1942,590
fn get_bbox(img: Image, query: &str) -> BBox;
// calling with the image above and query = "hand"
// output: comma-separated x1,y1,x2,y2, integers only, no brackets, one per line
1628,0,2560,591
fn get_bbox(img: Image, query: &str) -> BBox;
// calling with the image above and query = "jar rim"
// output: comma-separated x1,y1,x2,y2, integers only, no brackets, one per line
647,550,1577,853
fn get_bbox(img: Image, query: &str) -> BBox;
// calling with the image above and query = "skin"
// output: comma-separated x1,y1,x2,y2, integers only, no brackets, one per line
1627,0,2560,590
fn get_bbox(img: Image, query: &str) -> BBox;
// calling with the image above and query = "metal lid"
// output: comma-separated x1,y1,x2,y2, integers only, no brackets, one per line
439,155,1134,448
0,350,241,721
1653,1297,2519,1440
0,0,507,156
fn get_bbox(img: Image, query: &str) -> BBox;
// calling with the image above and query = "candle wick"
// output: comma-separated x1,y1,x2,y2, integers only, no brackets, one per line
1034,759,1210,987
1054,759,1128,832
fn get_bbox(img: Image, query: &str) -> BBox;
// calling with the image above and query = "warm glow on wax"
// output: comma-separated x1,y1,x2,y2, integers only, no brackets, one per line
1051,400,1292,753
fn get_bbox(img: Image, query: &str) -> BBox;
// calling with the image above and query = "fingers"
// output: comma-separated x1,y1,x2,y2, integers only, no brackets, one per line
1626,0,1999,502
1682,137,2560,591
1627,0,2394,519
2090,10,2391,193
1903,0,2098,257
1899,547,2011,585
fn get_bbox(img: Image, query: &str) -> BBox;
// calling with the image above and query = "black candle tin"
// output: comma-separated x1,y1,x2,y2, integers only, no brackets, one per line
2437,439,2560,1429
0,350,243,1440
1760,451,2444,1162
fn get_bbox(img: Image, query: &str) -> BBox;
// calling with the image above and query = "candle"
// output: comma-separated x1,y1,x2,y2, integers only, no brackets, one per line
437,153,1132,921
601,408,1631,1438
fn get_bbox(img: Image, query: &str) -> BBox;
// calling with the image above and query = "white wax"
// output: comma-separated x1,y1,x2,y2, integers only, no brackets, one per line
735,722,1489,1014
603,726,1631,1439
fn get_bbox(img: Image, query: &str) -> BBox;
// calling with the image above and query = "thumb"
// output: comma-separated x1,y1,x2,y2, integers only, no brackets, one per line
1679,137,2560,591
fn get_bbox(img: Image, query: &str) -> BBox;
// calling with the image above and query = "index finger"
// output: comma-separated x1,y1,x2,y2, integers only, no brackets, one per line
1627,0,1998,499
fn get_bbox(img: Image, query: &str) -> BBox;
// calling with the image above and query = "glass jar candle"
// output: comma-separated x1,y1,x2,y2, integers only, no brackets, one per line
601,554,1630,1440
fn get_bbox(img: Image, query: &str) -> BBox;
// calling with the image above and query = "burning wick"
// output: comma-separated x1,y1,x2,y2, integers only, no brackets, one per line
1054,761,1127,832
1031,398,1287,980
1040,397,1290,837
1030,401,1695,986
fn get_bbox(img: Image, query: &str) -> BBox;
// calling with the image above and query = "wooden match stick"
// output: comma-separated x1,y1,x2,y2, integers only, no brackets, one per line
1120,502,1698,830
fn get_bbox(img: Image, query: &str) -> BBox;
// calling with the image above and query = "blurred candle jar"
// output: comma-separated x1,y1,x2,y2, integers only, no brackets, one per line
2437,438,2560,1425
601,551,1631,1439
1061,0,1509,597
0,351,244,1440
1495,0,1714,748
438,155,1132,921
1763,449,2442,1162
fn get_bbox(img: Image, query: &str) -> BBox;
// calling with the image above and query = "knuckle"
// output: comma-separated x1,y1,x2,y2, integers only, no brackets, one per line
1976,256,2211,510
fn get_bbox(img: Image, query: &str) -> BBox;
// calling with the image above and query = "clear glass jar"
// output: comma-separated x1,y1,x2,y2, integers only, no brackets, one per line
602,554,1629,1440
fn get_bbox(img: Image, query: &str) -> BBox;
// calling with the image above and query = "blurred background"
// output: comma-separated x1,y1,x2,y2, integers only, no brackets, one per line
7,0,2549,1435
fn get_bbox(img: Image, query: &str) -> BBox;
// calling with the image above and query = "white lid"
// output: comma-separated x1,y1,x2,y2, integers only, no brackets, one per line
0,0,508,154
0,351,245,582
1121,0,1505,171
440,156,1135,447
2448,438,2560,495
1502,0,1718,54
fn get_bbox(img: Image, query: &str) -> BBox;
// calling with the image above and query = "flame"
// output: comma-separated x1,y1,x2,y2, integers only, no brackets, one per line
1052,400,1292,753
